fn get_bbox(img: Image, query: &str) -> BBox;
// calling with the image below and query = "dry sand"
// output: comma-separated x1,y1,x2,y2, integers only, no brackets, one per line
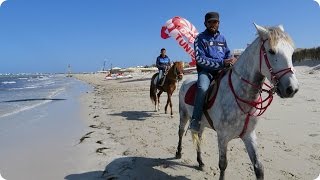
69,61,319,180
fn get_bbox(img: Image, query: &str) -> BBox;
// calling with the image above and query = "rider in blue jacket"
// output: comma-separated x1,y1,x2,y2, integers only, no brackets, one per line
189,12,237,132
156,48,172,86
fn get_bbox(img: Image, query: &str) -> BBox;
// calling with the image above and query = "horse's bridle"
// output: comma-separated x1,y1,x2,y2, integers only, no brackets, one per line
259,39,294,88
174,65,184,80
229,38,295,137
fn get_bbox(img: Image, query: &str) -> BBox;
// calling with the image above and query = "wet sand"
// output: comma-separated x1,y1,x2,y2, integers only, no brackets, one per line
0,79,98,180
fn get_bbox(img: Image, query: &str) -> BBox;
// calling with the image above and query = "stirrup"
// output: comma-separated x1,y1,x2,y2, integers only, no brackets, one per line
188,119,201,133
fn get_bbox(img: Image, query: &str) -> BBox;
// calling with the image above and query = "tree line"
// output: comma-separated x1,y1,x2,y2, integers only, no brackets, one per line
145,46,320,67
293,47,320,62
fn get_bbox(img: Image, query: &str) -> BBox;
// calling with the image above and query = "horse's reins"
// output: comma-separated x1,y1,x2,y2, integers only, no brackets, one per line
173,65,184,91
228,38,294,138
173,66,184,79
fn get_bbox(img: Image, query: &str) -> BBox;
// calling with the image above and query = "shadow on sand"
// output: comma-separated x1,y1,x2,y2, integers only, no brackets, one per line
65,156,193,180
109,110,153,121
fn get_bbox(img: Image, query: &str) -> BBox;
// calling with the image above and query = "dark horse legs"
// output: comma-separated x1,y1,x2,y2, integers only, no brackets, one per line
156,90,163,111
165,92,173,117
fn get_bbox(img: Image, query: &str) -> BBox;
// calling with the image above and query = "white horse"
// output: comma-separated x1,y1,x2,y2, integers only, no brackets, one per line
176,23,299,180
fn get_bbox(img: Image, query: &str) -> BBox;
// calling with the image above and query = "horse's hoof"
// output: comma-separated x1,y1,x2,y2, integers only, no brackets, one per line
170,115,174,118
198,164,205,171
175,152,181,159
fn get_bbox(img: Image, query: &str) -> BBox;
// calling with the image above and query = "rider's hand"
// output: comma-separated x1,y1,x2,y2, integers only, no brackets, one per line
224,57,237,67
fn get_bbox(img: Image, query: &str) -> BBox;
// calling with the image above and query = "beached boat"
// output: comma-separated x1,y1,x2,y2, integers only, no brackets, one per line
105,74,133,80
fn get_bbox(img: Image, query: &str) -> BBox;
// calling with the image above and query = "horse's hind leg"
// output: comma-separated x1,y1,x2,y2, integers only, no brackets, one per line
175,106,189,159
196,129,205,170
242,131,264,180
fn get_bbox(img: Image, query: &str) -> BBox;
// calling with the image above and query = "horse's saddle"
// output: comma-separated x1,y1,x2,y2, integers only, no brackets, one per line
156,69,170,87
157,75,167,87
184,72,223,109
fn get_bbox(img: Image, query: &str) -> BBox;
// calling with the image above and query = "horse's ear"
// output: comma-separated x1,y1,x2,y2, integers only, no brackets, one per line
253,23,268,39
278,24,285,32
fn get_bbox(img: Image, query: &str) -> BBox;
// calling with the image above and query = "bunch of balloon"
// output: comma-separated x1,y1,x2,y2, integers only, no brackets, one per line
161,17,198,66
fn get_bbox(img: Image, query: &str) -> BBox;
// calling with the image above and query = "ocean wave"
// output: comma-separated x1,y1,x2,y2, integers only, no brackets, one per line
37,76,50,81
42,81,55,86
8,81,55,91
18,78,28,80
0,101,50,118
9,85,40,90
48,87,65,98
1,81,17,84
27,76,50,82
0,87,66,118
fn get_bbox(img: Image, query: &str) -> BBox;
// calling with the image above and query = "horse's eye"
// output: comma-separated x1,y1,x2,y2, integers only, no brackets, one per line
268,49,276,55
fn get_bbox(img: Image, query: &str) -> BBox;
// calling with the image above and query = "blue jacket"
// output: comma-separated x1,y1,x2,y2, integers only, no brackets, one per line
194,30,231,73
156,55,171,70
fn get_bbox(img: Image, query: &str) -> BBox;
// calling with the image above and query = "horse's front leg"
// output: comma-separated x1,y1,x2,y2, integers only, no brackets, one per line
157,90,163,111
176,109,189,159
164,92,172,116
169,92,174,117
154,90,158,112
164,92,170,115
242,131,264,180
217,136,229,180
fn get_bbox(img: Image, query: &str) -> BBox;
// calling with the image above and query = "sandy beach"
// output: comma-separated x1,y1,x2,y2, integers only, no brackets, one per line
71,61,320,180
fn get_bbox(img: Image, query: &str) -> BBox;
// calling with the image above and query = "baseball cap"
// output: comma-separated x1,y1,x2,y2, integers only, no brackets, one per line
205,12,219,22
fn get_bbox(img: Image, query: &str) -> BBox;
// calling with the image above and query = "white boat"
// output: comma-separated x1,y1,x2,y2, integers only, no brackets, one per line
105,74,133,80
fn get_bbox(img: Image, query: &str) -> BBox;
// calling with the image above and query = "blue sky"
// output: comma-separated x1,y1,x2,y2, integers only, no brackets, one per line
0,0,319,73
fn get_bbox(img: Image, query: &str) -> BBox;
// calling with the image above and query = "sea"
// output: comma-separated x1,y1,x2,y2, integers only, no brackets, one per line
0,74,80,118
0,73,94,180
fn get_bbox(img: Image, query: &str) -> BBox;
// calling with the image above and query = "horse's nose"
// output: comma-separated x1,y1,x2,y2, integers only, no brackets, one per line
286,86,298,97
286,86,293,95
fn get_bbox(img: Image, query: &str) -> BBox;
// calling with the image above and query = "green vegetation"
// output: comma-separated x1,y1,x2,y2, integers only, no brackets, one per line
293,47,320,62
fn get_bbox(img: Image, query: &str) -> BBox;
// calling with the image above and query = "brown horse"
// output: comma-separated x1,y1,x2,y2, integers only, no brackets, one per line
150,61,184,117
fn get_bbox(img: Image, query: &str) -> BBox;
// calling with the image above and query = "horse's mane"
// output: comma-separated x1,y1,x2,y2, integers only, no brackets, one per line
265,26,295,49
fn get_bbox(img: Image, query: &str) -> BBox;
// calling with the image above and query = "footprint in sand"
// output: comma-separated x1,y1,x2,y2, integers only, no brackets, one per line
96,147,110,155
96,140,103,144
310,154,320,161
280,170,300,180
309,133,319,137
77,131,94,144
93,115,99,118
89,124,99,128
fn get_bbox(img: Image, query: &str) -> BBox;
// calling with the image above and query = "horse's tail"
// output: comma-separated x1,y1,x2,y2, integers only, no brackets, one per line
150,73,158,105
191,131,205,152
